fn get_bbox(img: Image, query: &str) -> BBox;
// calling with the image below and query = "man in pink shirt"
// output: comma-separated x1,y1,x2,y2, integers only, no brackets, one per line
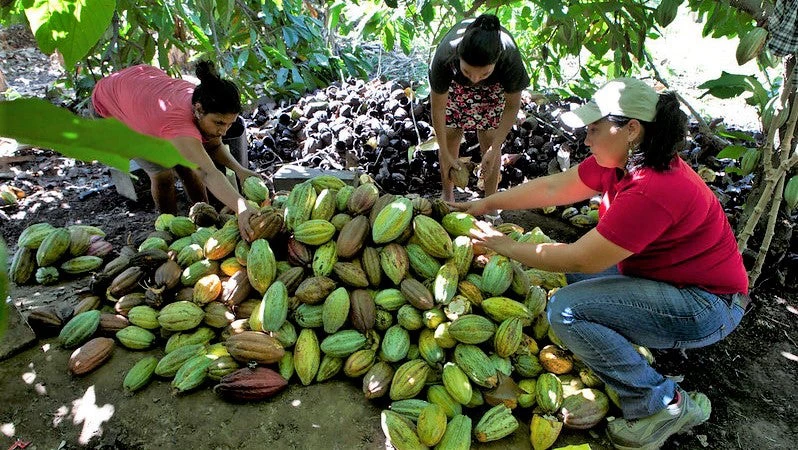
92,62,261,240
452,78,748,449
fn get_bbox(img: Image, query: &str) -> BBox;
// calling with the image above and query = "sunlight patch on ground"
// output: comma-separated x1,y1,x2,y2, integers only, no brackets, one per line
22,362,36,384
70,386,115,445
1,423,15,437
52,405,69,427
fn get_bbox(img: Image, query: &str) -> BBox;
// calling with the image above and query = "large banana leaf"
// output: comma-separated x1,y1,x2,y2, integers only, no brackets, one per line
0,98,194,172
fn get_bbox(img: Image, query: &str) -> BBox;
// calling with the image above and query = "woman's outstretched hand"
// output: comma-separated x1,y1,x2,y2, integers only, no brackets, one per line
447,198,490,216
469,220,516,255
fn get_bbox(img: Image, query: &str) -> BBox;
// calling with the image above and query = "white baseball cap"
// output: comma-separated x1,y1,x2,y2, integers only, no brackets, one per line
560,78,659,128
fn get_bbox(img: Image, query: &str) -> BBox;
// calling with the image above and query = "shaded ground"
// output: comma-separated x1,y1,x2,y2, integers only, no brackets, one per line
0,149,796,450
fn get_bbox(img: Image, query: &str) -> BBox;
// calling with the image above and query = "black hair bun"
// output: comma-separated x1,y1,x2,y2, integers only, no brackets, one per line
475,14,500,31
195,60,220,84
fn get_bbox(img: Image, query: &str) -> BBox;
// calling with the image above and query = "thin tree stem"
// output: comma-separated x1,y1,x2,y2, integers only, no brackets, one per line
749,172,785,285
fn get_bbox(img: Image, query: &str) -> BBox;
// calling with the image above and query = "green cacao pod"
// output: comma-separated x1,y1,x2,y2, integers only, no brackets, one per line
736,26,768,66
559,388,610,429
784,175,798,211
294,328,321,386
448,314,496,344
9,246,35,285
390,359,431,401
59,310,101,348
293,219,336,246
372,196,414,244
116,325,157,350
36,227,70,267
158,301,205,331
60,255,103,275
322,287,350,334
320,329,367,358
481,255,514,296
536,373,564,413
247,239,276,294
18,223,55,249
442,361,473,405
242,176,270,204
474,404,519,442
417,403,447,446
412,215,453,258
740,148,761,176
155,343,207,377
380,410,426,450
284,181,317,231
435,414,472,450
123,356,158,392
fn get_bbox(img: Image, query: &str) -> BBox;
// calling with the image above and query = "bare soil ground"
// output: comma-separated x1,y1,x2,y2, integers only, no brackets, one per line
1,22,797,450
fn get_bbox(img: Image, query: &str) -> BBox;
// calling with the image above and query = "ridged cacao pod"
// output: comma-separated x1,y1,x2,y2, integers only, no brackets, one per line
188,202,219,227
214,366,287,401
36,227,70,267
68,337,114,375
9,246,35,285
336,215,369,258
349,289,376,333
736,27,768,66
225,331,285,364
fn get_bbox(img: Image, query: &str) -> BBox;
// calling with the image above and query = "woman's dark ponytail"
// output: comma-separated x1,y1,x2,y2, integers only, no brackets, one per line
457,14,503,67
628,91,688,172
191,60,242,114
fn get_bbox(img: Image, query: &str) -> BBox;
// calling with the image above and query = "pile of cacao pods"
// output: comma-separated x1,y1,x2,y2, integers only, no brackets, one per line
9,221,113,286
26,173,636,450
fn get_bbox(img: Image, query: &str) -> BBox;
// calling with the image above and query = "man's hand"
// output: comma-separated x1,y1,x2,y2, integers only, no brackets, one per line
236,168,261,184
469,220,516,255
236,204,259,242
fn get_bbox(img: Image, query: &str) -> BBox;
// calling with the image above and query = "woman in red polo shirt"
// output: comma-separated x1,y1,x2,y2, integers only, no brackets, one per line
92,61,261,240
451,78,748,450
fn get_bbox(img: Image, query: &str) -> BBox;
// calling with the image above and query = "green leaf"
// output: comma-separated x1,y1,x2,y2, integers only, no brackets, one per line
716,145,748,160
0,98,194,172
716,130,755,143
698,72,751,99
385,0,397,7
22,0,116,67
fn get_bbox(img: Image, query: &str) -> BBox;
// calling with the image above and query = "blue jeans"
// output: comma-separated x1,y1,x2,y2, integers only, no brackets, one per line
548,267,745,419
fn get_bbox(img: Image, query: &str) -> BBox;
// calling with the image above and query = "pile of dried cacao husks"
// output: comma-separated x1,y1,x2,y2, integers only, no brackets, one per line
19,174,652,449
246,78,591,198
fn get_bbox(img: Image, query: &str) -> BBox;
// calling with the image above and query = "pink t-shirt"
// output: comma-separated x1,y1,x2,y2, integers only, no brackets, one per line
91,65,203,141
578,155,748,294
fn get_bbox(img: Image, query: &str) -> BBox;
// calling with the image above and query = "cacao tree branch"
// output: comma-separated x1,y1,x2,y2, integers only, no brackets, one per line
748,172,785,285
464,0,488,18
644,49,731,157
738,79,798,251
728,0,771,25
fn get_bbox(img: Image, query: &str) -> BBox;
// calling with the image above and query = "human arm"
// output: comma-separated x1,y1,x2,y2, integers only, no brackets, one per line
470,221,632,273
170,136,257,241
204,138,260,183
430,91,459,171
449,165,599,216
487,91,522,156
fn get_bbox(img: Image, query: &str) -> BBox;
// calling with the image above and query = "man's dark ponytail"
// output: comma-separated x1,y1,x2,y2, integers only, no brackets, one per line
191,61,242,114
457,14,503,67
